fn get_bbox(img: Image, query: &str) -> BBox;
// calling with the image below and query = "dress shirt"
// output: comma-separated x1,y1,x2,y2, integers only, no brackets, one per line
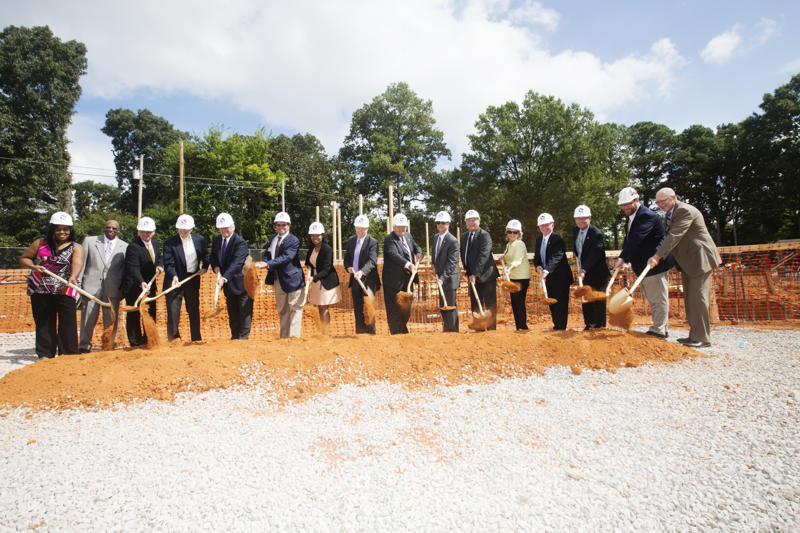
182,235,199,272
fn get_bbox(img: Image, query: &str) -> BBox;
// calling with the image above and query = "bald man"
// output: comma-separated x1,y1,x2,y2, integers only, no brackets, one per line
648,188,721,348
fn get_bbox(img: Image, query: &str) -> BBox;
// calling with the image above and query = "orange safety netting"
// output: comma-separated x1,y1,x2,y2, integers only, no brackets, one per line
0,242,797,347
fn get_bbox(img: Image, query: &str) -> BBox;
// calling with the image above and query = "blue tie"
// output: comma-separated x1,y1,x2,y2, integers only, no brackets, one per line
540,238,547,267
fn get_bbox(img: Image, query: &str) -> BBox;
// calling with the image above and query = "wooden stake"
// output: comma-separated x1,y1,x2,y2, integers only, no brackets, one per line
315,205,319,222
388,184,394,234
425,222,430,256
331,201,337,262
179,141,184,214
359,194,363,216
337,207,343,263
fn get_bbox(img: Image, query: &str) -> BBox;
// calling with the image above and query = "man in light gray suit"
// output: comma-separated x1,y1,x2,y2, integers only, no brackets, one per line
649,188,722,348
432,211,460,332
78,220,127,352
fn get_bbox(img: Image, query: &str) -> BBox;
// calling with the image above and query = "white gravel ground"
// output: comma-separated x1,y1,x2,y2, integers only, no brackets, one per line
1,326,798,532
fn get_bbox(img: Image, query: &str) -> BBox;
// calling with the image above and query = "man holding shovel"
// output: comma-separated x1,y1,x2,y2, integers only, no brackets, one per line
344,215,380,334
533,213,573,330
123,217,163,347
461,210,499,330
259,211,304,339
211,213,253,340
382,213,422,335
572,205,609,330
432,211,460,332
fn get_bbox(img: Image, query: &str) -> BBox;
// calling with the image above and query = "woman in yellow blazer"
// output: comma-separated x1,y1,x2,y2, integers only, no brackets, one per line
503,219,531,330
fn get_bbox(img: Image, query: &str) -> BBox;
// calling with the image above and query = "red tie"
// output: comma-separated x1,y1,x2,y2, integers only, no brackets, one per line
275,235,282,256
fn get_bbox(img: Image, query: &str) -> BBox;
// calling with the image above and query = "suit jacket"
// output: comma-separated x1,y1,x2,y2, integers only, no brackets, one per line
123,237,162,294
210,232,249,296
343,234,380,292
162,233,210,289
382,231,422,291
655,201,721,276
460,227,499,283
620,205,674,276
533,232,574,290
80,235,127,299
432,231,460,291
263,232,304,293
573,224,610,289
305,241,340,290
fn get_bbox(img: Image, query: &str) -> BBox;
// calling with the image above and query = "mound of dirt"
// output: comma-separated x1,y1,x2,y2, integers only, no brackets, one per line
0,329,703,411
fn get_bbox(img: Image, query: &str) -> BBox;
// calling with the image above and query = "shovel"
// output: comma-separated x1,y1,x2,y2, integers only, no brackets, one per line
354,275,377,326
142,271,202,304
121,272,159,312
499,258,521,293
204,272,224,319
436,279,456,311
468,280,492,331
540,277,557,305
608,264,651,315
300,269,323,332
396,259,419,312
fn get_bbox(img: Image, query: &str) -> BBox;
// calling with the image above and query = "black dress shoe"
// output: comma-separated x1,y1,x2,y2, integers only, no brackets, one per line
677,337,692,344
683,340,711,348
645,331,668,339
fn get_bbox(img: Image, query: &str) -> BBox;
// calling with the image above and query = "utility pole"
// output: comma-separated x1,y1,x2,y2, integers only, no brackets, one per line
137,155,144,219
179,141,184,214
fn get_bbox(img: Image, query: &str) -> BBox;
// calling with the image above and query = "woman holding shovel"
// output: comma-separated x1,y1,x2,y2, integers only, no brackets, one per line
123,217,163,347
502,219,530,331
305,222,341,332
19,212,85,358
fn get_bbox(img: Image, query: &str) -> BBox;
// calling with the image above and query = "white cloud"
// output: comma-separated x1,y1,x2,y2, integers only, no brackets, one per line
66,114,117,185
7,0,687,164
701,25,742,64
755,17,777,45
780,57,800,74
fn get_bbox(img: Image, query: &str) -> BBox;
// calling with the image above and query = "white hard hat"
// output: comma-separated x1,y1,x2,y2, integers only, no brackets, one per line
216,213,234,228
137,217,156,231
392,213,409,226
464,209,480,220
618,187,639,205
308,221,325,235
274,211,291,224
49,211,73,226
175,214,195,229
573,205,591,218
354,214,370,228
537,213,554,225
506,219,522,232
434,211,451,223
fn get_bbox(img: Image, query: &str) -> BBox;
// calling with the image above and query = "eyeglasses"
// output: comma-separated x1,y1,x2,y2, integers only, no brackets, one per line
275,223,288,228
655,198,670,205
104,226,119,231
506,230,519,235
436,221,448,225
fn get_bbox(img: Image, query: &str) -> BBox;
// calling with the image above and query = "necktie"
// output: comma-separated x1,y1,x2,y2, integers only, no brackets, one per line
105,240,113,262
540,237,547,267
465,232,473,259
275,235,282,255
221,238,227,267
665,211,672,232
353,238,362,271
434,235,442,263
626,217,632,235
401,236,411,261
147,242,154,262
575,231,583,262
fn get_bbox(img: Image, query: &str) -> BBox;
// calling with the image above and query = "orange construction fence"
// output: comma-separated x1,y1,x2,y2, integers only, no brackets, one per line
0,242,798,347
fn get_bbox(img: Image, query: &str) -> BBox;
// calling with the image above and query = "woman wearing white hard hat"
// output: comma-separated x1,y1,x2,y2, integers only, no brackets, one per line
305,222,341,331
382,213,423,334
344,215,380,334
533,212,573,330
123,216,164,346
19,212,85,358
503,219,531,330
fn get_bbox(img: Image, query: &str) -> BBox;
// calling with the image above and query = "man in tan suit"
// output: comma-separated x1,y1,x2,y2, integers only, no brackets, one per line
648,188,721,348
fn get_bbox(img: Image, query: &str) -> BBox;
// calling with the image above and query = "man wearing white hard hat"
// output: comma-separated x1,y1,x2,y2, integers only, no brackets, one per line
123,216,164,346
572,205,610,329
460,209,499,330
260,211,305,338
344,214,380,334
615,187,674,339
432,211,460,332
162,214,210,342
533,212,573,330
382,213,423,334
210,213,253,340
78,219,127,352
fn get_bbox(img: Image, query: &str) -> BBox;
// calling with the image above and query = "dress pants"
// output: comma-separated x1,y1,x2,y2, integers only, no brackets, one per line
274,282,302,338
438,286,459,332
580,279,606,328
384,285,410,335
124,288,156,347
30,293,78,358
79,292,120,351
682,270,713,343
350,282,376,334
545,279,570,330
509,279,529,330
224,286,253,340
469,279,497,330
639,271,669,336
166,275,202,341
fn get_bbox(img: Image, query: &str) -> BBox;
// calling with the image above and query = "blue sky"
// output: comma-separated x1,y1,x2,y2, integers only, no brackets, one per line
4,0,799,185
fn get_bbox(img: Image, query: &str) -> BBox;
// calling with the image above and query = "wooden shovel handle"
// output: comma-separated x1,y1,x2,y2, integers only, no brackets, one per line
469,281,485,314
143,271,202,303
300,268,312,306
41,271,111,307
405,259,420,292
540,277,549,300
133,272,159,307
436,278,450,307
501,257,512,282
629,264,652,293
212,272,221,309
606,266,620,295
354,274,370,295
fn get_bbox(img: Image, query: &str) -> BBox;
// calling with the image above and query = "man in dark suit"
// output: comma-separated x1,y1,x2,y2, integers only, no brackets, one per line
260,211,305,338
162,214,210,342
572,205,610,329
649,187,721,348
432,211,460,332
382,213,423,335
533,212,573,330
123,217,164,346
615,187,675,339
210,213,252,340
344,214,380,334
460,209,499,330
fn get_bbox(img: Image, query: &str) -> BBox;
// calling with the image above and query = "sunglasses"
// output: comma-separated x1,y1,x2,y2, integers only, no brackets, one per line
436,221,448,225
506,230,519,234
275,223,288,227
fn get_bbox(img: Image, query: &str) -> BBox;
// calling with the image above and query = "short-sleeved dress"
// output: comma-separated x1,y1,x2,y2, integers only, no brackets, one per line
308,248,342,305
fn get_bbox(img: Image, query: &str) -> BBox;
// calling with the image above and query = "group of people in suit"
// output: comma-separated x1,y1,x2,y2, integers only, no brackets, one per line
21,184,721,356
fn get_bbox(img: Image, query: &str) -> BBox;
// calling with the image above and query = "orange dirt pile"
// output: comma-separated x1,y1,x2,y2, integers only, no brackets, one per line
0,330,702,412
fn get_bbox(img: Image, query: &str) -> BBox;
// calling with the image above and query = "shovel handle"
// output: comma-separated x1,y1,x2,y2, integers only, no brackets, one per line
540,277,549,300
606,266,620,295
469,281,485,314
436,278,450,307
212,272,221,309
354,274,369,295
300,268,312,306
143,271,202,303
40,271,111,307
501,257,512,282
405,259,420,292
134,273,159,307
629,264,652,293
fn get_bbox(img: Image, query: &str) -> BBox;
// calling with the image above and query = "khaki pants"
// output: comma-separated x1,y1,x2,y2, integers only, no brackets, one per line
639,271,669,335
274,282,303,338
682,270,713,343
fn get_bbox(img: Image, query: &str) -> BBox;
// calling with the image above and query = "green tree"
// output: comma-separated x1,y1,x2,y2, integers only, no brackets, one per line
626,121,676,208
101,108,188,213
339,82,451,212
72,180,122,220
0,25,87,244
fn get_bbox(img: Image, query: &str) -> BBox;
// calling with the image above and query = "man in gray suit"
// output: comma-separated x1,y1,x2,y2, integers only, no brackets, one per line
649,187,722,348
432,211,460,332
78,220,127,352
